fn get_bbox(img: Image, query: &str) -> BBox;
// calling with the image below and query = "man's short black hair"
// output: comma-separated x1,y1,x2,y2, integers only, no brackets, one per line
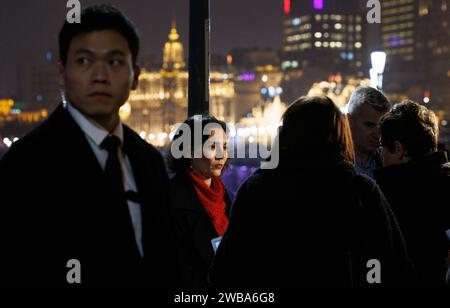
379,100,439,159
58,4,140,65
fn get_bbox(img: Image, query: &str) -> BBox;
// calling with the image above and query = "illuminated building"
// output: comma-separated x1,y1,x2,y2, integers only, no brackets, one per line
382,0,417,64
123,22,237,146
233,64,283,122
282,0,364,75
0,98,49,143
382,0,450,107
307,76,371,110
237,94,286,145
416,0,450,108
281,0,365,103
123,22,287,147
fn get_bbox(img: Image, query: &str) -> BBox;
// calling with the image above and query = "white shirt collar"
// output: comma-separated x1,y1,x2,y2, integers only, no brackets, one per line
66,102,123,147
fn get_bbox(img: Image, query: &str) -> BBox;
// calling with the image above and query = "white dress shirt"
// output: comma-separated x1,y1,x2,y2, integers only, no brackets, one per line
66,103,143,257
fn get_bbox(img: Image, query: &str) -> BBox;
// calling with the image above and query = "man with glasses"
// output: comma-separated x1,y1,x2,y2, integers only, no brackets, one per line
375,100,450,287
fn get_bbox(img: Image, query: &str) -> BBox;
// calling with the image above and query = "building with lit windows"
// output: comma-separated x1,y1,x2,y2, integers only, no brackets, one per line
281,0,365,103
416,0,450,108
282,0,365,75
122,22,237,146
382,0,450,108
382,0,417,64
121,23,286,147
381,0,419,96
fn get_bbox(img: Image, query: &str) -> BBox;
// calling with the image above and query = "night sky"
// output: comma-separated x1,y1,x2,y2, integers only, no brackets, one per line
0,0,283,97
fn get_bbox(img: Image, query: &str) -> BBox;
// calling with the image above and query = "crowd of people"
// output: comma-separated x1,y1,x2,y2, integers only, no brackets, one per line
0,4,448,291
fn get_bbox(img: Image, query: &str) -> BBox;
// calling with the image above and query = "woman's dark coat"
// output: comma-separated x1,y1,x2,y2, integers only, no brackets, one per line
170,171,231,289
210,162,414,291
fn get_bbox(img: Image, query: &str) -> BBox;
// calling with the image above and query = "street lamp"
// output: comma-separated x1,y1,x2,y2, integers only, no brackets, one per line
370,51,386,90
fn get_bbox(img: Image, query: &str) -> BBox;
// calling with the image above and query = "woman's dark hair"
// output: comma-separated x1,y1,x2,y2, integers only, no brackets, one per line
59,4,140,66
167,114,227,173
279,95,355,166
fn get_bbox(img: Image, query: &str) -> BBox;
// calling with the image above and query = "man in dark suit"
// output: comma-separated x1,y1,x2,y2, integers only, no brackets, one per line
0,5,178,288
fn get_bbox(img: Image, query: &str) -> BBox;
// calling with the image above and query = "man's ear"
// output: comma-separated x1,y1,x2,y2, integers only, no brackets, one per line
57,61,65,88
393,140,407,159
131,65,141,90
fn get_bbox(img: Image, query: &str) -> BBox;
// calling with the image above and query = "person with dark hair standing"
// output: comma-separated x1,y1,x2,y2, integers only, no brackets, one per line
347,86,391,179
168,115,231,289
210,96,413,291
0,5,178,288
375,100,450,287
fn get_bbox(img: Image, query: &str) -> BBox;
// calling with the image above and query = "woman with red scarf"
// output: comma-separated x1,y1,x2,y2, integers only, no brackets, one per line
168,115,231,289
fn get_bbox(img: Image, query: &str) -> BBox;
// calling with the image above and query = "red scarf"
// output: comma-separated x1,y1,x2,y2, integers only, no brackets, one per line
187,170,229,236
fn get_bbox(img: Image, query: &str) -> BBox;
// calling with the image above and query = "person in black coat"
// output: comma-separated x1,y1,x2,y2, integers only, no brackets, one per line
375,100,450,287
0,5,178,289
167,115,231,289
210,96,414,292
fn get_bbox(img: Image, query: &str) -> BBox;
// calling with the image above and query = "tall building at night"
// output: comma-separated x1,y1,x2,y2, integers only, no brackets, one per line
416,0,450,107
382,0,450,107
381,0,419,96
280,0,366,103
382,0,417,65
282,0,365,76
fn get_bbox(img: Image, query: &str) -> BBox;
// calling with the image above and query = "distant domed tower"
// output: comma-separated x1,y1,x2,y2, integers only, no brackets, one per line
162,19,185,71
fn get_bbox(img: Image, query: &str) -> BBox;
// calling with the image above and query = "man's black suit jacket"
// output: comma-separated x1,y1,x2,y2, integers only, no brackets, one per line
0,104,179,288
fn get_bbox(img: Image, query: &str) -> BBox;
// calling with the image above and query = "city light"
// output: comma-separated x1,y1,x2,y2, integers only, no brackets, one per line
241,72,255,81
314,0,324,10
0,99,14,115
370,51,386,73
370,51,386,90
258,125,266,134
139,131,147,140
284,0,290,15
158,132,168,141
268,87,276,97
226,54,232,65
3,138,12,148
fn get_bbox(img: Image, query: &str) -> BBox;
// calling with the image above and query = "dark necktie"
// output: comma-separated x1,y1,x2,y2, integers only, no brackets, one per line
101,135,125,194
100,135,137,248
100,135,142,281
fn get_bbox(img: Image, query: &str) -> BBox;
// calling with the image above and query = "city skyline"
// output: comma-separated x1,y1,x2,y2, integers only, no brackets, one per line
0,0,283,99
1,0,449,148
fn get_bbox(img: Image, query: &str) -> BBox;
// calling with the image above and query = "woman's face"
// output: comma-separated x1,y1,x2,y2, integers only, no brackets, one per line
191,128,228,179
